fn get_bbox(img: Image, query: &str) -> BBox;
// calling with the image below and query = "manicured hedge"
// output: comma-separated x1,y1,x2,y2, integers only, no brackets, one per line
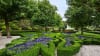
0,42,55,56
83,38,100,45
88,31,100,34
10,42,55,56
41,42,55,56
57,41,81,56
14,45,39,56
78,34,100,45
0,48,9,56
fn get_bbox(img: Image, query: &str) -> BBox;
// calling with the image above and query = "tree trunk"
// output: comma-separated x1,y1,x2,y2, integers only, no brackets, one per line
5,19,11,38
52,27,54,32
59,28,61,32
40,26,42,32
30,20,34,31
45,26,48,32
81,27,84,35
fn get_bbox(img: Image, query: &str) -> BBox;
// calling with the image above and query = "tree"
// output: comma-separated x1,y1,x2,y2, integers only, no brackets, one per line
32,0,58,32
91,0,100,28
54,13,66,32
65,0,95,35
0,0,35,38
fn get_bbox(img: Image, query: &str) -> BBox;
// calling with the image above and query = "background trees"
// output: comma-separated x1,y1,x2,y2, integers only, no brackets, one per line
0,0,36,38
0,0,63,37
31,0,62,32
65,0,100,35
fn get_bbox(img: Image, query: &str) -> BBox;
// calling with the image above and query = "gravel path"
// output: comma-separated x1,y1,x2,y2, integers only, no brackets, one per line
0,36,20,49
55,48,57,56
75,45,100,56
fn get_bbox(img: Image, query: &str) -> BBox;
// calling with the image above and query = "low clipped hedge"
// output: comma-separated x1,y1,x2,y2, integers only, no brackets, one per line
14,42,55,56
80,35,100,45
88,31,100,34
40,42,55,56
83,40,100,45
2,41,55,56
0,44,40,56
0,48,10,56
57,41,81,56
14,45,39,56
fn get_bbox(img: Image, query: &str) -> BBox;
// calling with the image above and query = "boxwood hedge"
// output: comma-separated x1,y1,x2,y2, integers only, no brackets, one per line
57,41,81,56
40,42,55,56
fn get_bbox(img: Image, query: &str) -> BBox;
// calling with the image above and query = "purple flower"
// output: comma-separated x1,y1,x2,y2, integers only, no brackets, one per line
8,37,52,54
78,36,84,39
65,38,72,46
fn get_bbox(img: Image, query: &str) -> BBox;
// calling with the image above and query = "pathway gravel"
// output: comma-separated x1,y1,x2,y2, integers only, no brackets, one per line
75,45,100,56
0,36,20,49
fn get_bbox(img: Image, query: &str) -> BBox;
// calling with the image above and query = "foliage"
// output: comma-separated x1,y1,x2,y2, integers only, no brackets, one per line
57,41,81,56
31,0,62,32
65,0,100,35
0,32,100,56
41,42,55,56
14,45,39,56
0,0,37,37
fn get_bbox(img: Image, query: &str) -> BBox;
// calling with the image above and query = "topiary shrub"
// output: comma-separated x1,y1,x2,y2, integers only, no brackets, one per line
0,48,13,56
57,41,81,56
14,44,40,56
41,42,55,56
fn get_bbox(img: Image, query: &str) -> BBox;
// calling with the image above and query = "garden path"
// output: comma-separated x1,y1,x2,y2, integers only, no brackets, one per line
0,36,20,49
75,45,100,56
55,48,57,56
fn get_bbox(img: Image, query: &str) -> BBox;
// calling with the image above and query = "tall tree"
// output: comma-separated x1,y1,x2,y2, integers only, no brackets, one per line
32,0,58,32
65,0,95,35
0,0,35,38
92,0,100,28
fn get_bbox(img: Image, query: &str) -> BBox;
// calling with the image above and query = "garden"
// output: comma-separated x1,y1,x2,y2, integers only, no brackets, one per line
0,0,100,56
0,31,100,56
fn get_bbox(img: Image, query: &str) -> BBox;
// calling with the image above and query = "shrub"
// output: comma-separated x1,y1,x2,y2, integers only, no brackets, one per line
14,45,40,56
0,48,13,56
57,41,81,56
13,42,55,56
41,42,55,56
83,38,100,45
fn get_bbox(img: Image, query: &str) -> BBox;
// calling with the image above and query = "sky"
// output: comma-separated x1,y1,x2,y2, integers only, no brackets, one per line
49,0,68,21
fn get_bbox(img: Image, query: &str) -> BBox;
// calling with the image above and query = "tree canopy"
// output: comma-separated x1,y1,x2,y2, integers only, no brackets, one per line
0,0,36,38
65,0,100,34
31,0,62,31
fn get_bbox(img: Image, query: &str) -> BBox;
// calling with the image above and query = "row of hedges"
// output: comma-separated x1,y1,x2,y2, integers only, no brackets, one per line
1,32,99,56
88,31,100,34
0,44,40,56
40,42,55,56
0,48,9,56
14,41,55,56
82,36,100,45
14,44,40,56
75,32,100,45
57,41,81,56
0,41,55,56
6,32,40,48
